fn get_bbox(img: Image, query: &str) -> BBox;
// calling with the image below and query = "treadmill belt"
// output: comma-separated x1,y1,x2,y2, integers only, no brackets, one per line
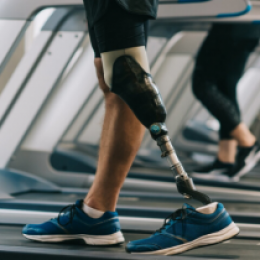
0,225,259,260
2,192,260,224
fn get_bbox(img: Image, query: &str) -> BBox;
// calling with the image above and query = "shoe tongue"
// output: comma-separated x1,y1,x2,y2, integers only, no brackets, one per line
75,199,83,208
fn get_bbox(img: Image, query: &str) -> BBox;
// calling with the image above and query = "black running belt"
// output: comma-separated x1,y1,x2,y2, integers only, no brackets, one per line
0,225,258,260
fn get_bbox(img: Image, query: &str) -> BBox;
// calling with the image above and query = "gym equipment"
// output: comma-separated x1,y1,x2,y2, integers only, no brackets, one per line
158,0,251,19
184,0,260,23
0,0,251,20
0,1,260,258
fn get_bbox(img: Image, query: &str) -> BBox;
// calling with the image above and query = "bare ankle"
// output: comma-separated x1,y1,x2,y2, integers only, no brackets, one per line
231,123,256,147
84,199,104,211
237,137,256,147
84,196,116,212
218,140,237,163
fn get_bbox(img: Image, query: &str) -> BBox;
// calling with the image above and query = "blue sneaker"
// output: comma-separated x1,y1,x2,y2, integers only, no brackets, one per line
126,203,239,255
22,200,125,245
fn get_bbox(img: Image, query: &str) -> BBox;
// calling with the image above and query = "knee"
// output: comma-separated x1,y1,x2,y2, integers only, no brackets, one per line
94,58,110,95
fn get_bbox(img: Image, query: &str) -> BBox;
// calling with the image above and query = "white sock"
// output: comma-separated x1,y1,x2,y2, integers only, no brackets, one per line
196,202,218,214
82,203,104,218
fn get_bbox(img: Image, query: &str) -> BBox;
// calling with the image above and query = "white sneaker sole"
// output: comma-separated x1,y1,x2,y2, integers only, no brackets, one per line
192,173,235,182
23,231,125,245
132,222,239,255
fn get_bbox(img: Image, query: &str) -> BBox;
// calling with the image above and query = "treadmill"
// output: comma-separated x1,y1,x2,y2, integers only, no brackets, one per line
50,25,260,189
0,0,259,259
1,0,259,203
5,13,260,198
72,4,260,183
1,199,260,260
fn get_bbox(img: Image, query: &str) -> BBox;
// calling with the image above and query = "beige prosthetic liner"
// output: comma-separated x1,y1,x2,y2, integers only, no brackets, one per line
101,46,150,88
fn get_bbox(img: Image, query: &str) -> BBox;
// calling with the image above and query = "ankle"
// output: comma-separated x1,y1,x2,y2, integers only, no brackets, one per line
231,123,256,147
82,202,104,218
237,136,256,147
218,140,237,163
84,197,116,213
217,156,235,164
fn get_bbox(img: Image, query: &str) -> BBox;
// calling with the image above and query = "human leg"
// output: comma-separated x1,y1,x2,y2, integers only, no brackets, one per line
83,2,148,212
84,1,210,204
218,140,237,164
22,3,148,244
99,38,211,203
217,39,258,147
191,37,241,178
95,8,238,256
192,31,260,180
85,57,145,212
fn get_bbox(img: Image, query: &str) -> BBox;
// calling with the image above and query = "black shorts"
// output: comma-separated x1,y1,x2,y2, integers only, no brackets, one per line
84,1,149,58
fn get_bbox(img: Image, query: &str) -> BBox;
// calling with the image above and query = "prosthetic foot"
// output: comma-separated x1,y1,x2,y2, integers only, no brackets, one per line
111,55,211,205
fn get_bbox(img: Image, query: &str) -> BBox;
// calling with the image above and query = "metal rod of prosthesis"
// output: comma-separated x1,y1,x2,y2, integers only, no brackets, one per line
156,135,188,178
155,135,211,204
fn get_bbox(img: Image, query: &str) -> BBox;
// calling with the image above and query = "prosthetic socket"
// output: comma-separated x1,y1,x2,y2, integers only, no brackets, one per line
111,56,211,205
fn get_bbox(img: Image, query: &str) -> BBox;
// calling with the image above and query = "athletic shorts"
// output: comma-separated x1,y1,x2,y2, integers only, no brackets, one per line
83,0,149,58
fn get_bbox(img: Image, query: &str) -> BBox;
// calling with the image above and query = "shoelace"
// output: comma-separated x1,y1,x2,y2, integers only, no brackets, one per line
57,203,77,226
156,205,196,235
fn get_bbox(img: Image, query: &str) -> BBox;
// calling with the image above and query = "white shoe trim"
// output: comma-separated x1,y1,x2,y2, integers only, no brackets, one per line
23,231,125,245
133,222,239,256
192,170,234,182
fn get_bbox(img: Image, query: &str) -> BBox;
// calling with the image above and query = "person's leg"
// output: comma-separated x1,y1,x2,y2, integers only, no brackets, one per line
192,71,242,147
85,57,145,212
230,124,255,146
92,9,239,255
22,5,148,244
86,1,211,206
218,140,237,164
215,38,260,179
192,36,241,173
192,34,260,180
217,39,258,148
82,2,149,211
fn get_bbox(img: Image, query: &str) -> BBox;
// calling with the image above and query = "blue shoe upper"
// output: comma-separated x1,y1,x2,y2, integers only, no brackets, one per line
126,203,233,253
22,200,121,236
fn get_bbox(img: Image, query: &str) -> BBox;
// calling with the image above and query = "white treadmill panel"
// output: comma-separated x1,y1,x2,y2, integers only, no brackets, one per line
0,32,52,121
0,31,84,167
0,20,26,67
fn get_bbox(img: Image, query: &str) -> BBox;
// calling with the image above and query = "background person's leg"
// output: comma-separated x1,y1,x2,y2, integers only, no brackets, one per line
192,34,239,168
192,74,242,144
218,140,237,164
217,39,258,147
192,35,260,180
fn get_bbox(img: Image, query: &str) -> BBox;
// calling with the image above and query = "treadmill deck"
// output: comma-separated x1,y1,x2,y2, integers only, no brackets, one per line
0,225,259,260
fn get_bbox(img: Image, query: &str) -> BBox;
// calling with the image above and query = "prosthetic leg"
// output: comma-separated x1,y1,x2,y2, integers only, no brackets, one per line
102,48,211,205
